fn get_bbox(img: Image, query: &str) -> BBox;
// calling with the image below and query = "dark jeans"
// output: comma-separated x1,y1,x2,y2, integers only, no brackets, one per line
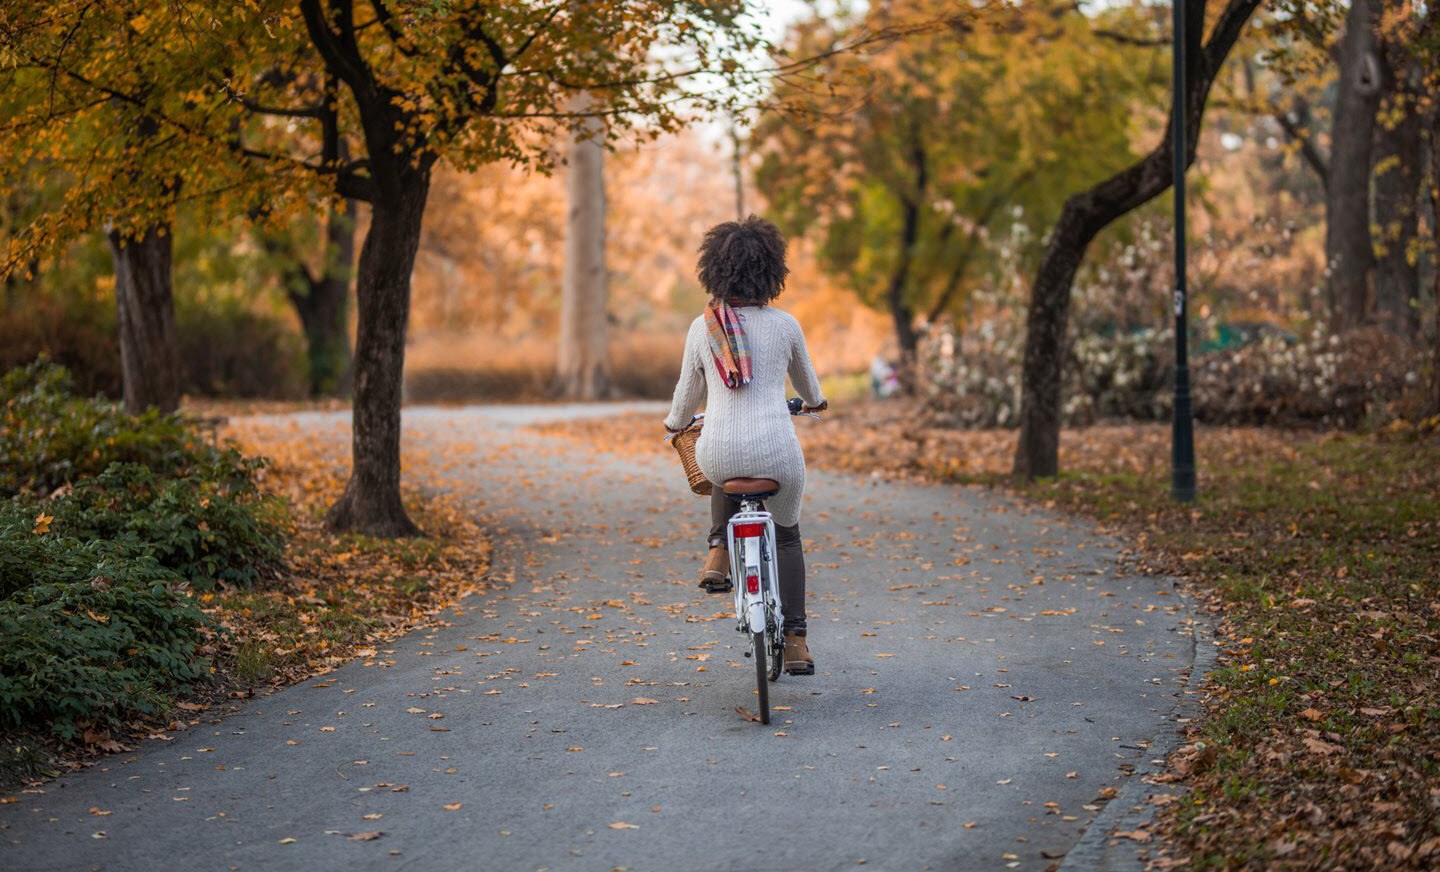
709,490,806,635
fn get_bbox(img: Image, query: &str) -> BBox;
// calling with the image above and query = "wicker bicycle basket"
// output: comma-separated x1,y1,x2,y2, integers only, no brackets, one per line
670,423,712,495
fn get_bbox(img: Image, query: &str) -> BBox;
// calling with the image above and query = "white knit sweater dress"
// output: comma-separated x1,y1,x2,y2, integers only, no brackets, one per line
664,306,826,527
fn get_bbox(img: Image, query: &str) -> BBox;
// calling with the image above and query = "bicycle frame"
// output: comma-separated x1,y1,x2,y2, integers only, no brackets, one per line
726,502,782,637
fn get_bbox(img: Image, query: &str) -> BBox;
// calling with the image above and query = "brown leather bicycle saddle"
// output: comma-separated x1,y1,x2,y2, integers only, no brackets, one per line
723,477,780,494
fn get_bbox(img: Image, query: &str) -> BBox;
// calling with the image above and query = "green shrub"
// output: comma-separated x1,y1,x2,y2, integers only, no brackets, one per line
0,502,159,600
176,299,307,399
1,238,308,402
47,462,285,591
0,360,205,496
0,576,211,740
0,360,291,742
0,292,124,399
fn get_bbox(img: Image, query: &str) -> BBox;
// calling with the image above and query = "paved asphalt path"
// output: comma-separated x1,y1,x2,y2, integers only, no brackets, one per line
1,403,1206,872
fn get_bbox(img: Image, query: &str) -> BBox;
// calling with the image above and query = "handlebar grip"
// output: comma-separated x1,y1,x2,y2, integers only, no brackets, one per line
787,397,804,415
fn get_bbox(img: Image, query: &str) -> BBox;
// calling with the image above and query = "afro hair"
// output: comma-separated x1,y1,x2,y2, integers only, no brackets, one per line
696,215,789,306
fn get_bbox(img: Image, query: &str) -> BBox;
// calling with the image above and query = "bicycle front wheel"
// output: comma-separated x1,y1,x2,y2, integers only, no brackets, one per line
753,630,770,725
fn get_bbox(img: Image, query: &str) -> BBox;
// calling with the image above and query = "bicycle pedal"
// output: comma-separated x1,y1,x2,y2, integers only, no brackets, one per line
700,578,733,594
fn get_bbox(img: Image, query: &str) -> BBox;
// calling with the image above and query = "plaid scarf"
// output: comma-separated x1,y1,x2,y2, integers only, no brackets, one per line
703,300,752,389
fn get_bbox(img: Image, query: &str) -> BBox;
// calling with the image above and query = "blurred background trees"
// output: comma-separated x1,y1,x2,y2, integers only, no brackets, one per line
756,0,1159,386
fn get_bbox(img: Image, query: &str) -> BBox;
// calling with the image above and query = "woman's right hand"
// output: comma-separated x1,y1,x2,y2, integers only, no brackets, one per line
803,399,828,413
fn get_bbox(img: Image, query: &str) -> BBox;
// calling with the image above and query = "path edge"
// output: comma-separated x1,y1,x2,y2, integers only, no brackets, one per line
1056,577,1219,872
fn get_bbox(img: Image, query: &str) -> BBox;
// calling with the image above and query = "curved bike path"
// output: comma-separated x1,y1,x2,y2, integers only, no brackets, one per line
1,403,1207,872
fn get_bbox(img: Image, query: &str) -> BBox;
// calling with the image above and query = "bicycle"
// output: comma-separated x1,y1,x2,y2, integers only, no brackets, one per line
668,398,820,725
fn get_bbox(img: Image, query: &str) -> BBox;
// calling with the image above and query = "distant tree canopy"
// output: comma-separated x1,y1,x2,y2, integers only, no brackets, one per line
754,0,1163,372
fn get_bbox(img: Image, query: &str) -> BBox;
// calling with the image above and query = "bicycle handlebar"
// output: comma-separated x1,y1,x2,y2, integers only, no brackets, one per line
664,398,823,440
787,396,823,419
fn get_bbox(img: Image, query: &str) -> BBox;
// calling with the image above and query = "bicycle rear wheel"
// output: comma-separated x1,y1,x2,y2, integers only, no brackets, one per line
753,630,770,725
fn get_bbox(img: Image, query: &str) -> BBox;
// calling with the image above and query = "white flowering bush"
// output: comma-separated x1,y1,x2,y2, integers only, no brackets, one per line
917,316,1026,428
917,315,1425,430
1192,325,1423,427
912,212,1430,429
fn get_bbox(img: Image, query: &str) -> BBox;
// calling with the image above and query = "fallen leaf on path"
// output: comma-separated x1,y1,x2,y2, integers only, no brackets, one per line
346,831,383,841
735,706,761,723
443,802,462,811
608,822,639,830
1114,829,1151,842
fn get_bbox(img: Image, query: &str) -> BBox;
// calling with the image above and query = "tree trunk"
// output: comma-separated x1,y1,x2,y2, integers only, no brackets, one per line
886,195,921,389
1430,106,1440,417
1373,49,1422,337
1013,0,1261,479
1326,0,1383,331
730,118,745,221
555,94,612,400
107,224,180,414
887,129,928,391
323,183,427,537
288,198,356,397
1015,213,1089,478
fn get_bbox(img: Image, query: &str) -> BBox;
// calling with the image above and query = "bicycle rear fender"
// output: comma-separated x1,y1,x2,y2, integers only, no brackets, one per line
727,510,780,635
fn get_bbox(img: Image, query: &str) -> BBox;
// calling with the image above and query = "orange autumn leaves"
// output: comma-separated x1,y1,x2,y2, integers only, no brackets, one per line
208,417,494,688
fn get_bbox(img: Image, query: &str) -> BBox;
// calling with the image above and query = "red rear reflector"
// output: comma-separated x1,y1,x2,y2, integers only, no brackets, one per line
733,523,765,538
746,574,760,594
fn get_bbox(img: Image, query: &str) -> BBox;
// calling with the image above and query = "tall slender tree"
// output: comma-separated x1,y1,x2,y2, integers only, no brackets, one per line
554,93,613,400
1326,0,1383,331
1372,4,1426,337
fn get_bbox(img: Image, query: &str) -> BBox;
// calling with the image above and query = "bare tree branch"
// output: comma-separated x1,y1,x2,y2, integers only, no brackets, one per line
1093,28,1168,47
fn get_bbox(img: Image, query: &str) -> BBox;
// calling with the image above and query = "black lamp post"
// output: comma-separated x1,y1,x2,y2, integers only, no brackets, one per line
1171,0,1197,502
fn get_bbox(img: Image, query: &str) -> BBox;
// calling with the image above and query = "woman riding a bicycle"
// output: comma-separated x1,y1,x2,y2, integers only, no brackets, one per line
663,216,827,675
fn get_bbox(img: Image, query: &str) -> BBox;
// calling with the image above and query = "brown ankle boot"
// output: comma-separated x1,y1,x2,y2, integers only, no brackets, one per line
784,633,814,675
698,546,729,593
